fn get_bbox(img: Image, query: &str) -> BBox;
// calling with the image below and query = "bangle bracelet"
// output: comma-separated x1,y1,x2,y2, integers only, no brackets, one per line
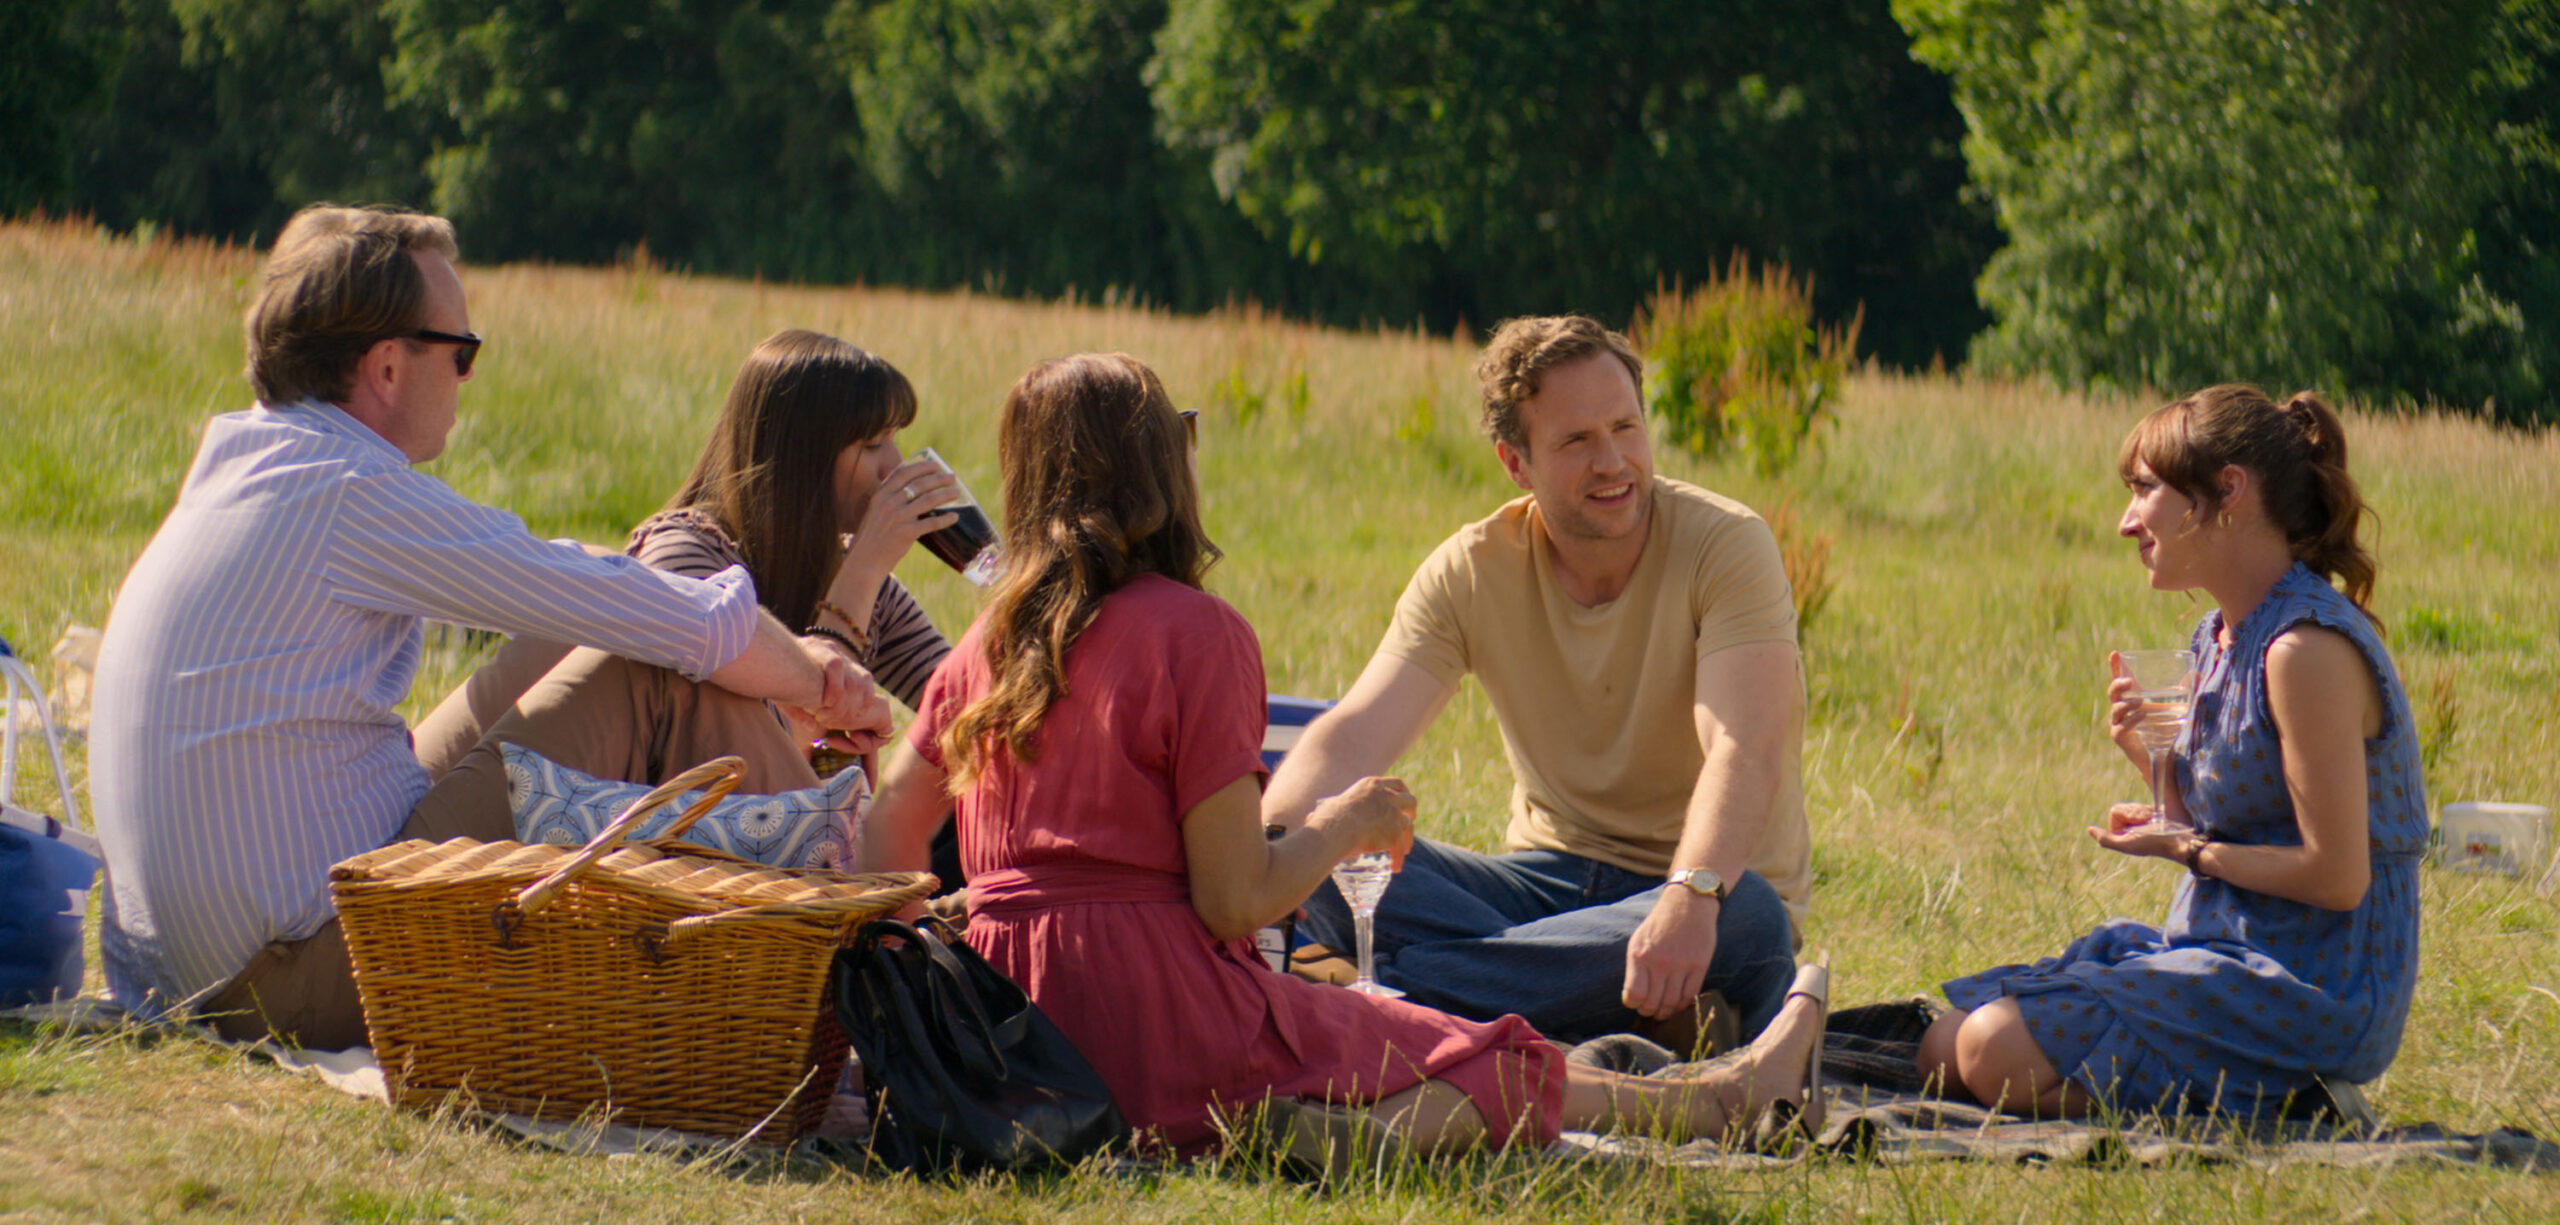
805,626,860,656
2180,834,2209,876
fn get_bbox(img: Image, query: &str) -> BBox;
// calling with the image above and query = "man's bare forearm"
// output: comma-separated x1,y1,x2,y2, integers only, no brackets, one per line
1262,653,1454,829
1666,639,1802,882
705,611,825,708
1665,734,1786,882
1264,714,1391,829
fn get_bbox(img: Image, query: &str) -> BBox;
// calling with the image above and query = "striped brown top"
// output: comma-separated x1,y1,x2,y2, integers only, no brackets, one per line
627,508,953,709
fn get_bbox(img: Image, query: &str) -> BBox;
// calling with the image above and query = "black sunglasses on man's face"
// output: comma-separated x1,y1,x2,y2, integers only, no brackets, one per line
407,328,483,378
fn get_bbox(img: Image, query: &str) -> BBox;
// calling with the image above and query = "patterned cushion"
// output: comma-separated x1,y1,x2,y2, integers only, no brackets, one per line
501,743,865,870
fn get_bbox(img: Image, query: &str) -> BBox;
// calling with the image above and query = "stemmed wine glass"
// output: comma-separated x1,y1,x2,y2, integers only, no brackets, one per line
2118,649,2195,831
1329,852,1402,998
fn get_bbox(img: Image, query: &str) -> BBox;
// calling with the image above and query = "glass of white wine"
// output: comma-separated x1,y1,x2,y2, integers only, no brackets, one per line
2118,648,2195,832
1329,852,1402,998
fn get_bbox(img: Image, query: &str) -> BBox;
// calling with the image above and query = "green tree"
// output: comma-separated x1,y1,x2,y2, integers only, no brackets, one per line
1,0,122,213
847,0,1171,293
1900,0,2560,419
1150,0,1995,362
383,0,869,276
48,0,426,243
840,0,1359,317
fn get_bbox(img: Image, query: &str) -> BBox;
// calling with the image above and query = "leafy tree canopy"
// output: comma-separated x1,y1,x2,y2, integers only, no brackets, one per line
848,0,1182,292
1151,0,1997,362
1900,0,2560,419
383,0,867,276
1,0,123,213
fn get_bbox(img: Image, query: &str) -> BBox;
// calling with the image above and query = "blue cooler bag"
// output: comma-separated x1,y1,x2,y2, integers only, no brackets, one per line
1,633,97,1008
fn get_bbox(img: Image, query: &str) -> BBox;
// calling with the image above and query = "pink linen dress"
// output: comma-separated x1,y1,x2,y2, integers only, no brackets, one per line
908,574,1564,1154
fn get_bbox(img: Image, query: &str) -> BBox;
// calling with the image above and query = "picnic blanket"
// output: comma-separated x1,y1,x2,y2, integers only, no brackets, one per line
1557,999,2560,1173
8,997,2552,1172
1557,1084,2559,1173
0,998,863,1157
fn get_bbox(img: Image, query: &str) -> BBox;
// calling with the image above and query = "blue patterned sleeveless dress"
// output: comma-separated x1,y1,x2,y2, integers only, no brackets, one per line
1944,564,2426,1110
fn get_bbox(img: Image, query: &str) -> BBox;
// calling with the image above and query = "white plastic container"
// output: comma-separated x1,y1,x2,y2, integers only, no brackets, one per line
2432,802,2552,878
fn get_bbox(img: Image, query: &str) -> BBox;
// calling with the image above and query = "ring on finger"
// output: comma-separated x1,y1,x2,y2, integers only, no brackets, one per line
903,484,917,501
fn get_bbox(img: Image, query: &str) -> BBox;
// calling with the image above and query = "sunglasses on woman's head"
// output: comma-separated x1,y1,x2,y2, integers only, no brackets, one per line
407,328,484,378
1179,409,1198,448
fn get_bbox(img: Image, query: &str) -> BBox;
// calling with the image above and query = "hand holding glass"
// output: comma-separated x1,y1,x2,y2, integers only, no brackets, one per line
911,447,1004,587
1329,852,1402,998
2116,648,2194,833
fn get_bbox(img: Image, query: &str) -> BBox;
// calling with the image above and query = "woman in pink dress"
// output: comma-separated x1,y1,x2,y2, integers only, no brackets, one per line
860,352,1826,1158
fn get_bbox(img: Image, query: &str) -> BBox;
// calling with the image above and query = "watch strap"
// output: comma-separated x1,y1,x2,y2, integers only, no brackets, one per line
1669,867,1728,902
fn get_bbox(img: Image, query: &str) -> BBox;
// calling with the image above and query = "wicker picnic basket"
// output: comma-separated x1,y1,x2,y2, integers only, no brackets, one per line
330,756,935,1141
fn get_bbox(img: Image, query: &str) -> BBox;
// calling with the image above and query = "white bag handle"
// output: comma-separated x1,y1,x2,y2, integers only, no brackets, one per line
1,641,92,854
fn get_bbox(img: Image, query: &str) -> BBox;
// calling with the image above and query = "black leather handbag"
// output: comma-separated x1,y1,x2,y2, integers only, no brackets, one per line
832,917,1128,1170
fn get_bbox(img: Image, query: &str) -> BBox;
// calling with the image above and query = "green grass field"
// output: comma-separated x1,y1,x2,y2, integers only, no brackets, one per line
4,218,2557,1221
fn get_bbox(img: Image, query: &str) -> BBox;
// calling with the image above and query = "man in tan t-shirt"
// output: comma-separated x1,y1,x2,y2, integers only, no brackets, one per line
1266,315,1808,1045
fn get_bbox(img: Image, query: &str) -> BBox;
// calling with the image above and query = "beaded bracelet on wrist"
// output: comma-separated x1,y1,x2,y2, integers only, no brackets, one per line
812,599,871,655
805,625,861,656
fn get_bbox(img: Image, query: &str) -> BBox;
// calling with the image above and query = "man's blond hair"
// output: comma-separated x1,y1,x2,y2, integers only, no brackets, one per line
245,205,460,405
1474,315,1644,449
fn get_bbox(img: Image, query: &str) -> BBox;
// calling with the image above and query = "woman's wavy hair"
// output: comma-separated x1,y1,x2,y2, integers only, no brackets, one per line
2117,383,2378,614
665,329,916,628
937,352,1218,786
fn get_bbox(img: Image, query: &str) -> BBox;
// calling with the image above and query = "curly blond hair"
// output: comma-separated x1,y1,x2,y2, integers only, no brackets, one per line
1474,315,1643,449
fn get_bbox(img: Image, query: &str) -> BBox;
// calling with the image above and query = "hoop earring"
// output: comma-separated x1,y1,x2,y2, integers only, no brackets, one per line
2216,509,2232,529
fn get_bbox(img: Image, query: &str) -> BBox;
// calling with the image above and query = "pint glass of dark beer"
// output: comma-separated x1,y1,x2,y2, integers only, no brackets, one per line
913,447,1003,586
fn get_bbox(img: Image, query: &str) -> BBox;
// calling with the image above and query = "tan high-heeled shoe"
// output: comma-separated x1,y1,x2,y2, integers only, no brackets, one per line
1749,957,1830,1154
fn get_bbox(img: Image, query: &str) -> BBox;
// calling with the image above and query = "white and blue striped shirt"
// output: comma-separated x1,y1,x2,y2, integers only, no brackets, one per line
91,400,760,1014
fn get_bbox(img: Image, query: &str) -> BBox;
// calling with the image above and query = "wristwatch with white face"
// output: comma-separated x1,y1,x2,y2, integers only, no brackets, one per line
1667,867,1728,902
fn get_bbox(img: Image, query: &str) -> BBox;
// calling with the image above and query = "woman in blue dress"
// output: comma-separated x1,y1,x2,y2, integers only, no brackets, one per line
1917,384,2426,1116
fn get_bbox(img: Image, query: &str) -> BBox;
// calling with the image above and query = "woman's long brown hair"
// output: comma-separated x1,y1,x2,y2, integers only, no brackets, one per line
937,353,1219,787
665,329,916,628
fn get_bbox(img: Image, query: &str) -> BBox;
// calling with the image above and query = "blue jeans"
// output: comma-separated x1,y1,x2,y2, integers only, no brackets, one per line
1300,841,1797,1044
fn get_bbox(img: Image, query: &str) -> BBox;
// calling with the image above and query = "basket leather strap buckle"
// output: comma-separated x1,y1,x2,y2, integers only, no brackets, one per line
490,902,524,949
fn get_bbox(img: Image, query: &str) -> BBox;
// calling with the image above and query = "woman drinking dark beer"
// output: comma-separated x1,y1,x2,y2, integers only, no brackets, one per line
403,330,963,874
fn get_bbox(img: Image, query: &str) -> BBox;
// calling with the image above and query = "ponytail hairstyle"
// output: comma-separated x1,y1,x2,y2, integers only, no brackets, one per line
2116,383,2377,614
937,353,1219,787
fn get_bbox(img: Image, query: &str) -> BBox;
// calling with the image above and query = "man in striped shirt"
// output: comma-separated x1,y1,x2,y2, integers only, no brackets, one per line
89,205,892,1049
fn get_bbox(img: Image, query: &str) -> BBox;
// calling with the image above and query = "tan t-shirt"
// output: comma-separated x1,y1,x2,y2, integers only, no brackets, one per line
1377,477,1812,924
